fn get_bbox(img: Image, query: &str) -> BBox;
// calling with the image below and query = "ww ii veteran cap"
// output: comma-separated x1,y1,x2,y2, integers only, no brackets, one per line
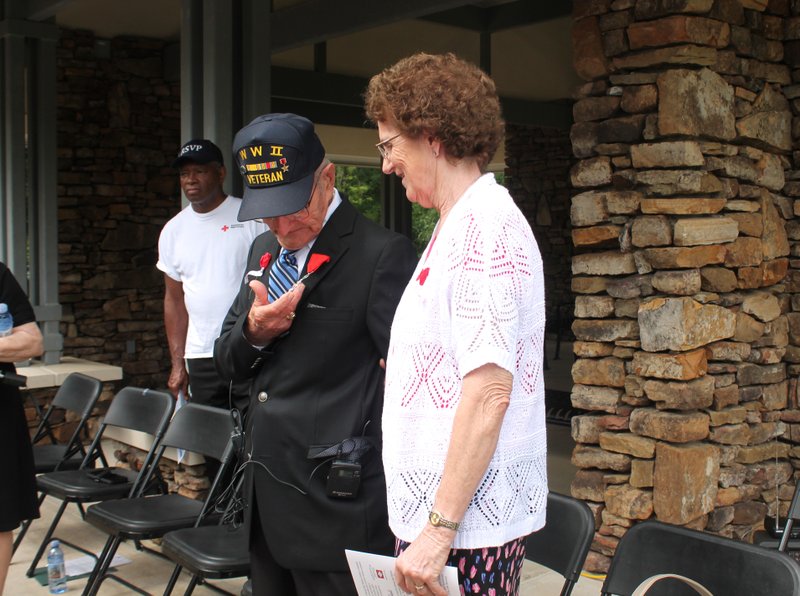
234,113,325,221
172,139,224,168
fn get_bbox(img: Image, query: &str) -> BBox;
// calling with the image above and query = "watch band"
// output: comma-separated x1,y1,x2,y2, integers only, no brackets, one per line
428,510,460,531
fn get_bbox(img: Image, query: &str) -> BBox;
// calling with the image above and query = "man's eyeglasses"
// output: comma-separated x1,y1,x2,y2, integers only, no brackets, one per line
376,132,403,160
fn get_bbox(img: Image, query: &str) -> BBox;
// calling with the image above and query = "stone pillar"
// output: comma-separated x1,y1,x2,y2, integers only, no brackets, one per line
570,0,794,572
57,30,181,389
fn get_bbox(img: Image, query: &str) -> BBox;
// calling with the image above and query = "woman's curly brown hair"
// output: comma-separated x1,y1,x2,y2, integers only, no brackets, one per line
364,52,504,172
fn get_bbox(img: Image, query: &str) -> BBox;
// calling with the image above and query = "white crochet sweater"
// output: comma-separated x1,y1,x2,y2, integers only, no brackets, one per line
382,174,548,549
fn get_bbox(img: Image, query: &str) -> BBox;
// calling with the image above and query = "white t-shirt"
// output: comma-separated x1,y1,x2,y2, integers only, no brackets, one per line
383,174,548,549
157,196,266,358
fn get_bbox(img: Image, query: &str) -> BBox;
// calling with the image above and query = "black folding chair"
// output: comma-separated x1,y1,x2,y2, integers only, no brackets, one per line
754,480,800,552
13,372,104,554
602,520,800,596
21,387,174,578
30,372,105,473
81,403,236,596
525,491,595,596
161,474,249,596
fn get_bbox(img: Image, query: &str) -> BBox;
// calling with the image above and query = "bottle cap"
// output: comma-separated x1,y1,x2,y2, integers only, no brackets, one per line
50,539,60,548
0,303,7,314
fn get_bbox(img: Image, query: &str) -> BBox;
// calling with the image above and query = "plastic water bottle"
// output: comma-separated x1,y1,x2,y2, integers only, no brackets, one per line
0,303,12,338
47,539,67,594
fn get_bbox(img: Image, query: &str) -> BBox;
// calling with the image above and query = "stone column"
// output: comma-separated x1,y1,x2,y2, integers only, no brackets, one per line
570,0,794,572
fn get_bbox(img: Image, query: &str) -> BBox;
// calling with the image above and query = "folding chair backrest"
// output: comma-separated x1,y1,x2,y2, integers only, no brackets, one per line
32,372,103,445
133,403,236,522
80,387,175,493
526,491,595,596
51,372,104,415
101,387,175,436
159,403,235,462
602,520,800,596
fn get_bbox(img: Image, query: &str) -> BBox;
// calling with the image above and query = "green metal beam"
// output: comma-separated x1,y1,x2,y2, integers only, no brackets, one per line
271,0,473,53
271,66,572,129
421,0,573,33
22,0,73,21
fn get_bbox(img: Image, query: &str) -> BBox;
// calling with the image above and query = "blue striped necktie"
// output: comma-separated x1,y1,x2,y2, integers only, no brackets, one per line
267,249,299,303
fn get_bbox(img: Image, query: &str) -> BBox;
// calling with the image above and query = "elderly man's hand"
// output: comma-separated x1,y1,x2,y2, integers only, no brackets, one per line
244,279,305,345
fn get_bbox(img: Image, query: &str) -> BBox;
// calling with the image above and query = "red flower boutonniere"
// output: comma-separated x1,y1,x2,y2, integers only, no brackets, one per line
244,252,272,284
296,253,331,284
417,268,430,285
307,253,330,274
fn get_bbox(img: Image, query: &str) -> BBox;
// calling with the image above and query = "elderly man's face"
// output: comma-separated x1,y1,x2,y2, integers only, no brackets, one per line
262,162,335,250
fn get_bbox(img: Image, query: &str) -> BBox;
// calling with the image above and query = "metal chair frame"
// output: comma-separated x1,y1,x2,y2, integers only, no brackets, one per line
80,404,236,596
525,491,595,596
21,387,174,578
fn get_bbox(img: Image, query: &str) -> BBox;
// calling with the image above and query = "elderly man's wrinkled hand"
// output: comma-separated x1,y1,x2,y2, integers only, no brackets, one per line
244,279,305,345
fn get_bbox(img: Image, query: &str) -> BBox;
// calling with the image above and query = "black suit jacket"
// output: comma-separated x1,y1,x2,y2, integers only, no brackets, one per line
214,196,417,571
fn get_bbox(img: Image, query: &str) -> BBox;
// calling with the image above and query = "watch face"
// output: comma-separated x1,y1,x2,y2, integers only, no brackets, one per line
430,512,441,525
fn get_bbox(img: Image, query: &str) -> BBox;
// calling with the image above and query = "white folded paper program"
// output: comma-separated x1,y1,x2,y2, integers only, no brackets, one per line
175,390,187,464
345,550,460,596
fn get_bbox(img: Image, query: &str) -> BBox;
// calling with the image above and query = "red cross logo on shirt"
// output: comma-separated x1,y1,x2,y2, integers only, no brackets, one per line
221,225,229,232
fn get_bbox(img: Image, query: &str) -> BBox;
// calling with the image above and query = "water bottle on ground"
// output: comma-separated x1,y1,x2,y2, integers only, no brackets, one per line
0,303,12,338
47,539,67,594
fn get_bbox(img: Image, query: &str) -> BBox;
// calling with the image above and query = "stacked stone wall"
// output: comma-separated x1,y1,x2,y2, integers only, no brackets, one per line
57,29,180,389
505,125,576,334
570,0,798,571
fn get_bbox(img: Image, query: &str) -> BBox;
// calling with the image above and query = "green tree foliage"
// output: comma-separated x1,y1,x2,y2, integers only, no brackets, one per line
336,165,382,224
411,203,437,255
334,165,504,257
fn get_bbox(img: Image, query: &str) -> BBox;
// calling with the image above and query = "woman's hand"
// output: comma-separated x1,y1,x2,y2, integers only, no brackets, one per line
395,525,454,596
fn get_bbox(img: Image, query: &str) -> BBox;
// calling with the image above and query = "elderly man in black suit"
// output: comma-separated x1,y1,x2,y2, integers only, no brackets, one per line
214,113,417,596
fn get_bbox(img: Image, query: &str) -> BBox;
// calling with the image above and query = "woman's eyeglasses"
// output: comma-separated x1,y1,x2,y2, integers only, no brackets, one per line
376,132,403,160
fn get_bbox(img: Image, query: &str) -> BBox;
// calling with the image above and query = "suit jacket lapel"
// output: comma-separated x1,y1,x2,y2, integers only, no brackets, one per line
297,196,356,299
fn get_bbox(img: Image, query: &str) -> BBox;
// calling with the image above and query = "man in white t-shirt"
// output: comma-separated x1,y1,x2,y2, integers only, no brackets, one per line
157,139,266,412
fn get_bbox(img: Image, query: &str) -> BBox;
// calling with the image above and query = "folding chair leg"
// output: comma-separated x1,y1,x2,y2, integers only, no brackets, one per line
12,492,46,554
12,519,32,555
183,575,199,596
164,563,183,596
26,499,70,577
82,535,121,596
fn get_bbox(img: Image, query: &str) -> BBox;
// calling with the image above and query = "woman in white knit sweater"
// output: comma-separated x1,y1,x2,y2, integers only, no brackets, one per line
365,53,548,596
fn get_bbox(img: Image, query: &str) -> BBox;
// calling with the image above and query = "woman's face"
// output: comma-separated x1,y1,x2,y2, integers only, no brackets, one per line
377,121,437,209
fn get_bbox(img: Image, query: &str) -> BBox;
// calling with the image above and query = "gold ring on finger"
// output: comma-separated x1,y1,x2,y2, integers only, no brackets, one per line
286,311,295,320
